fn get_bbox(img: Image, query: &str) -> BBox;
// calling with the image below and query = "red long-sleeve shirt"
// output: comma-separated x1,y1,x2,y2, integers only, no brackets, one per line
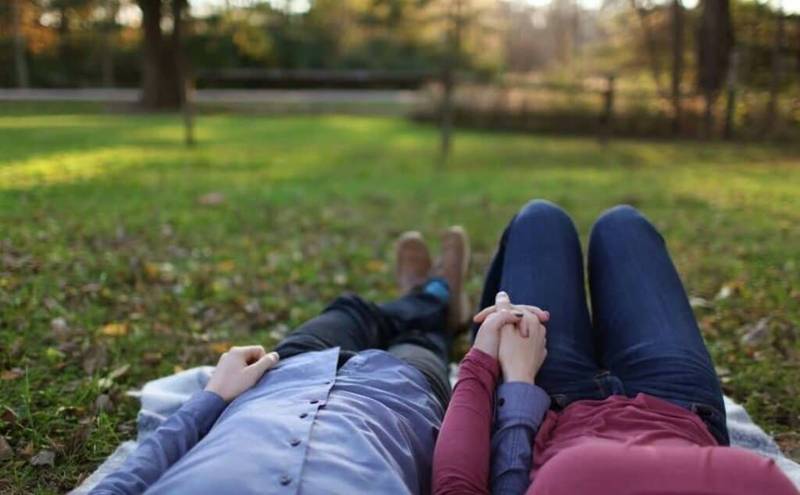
432,348,798,495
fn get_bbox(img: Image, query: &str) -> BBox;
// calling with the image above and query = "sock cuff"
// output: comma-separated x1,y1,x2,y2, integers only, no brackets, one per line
422,277,450,304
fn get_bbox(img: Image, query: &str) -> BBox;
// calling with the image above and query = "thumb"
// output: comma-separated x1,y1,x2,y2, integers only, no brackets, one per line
246,351,279,378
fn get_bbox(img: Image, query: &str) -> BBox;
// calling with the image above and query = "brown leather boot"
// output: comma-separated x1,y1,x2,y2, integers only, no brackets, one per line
435,226,471,334
395,231,433,295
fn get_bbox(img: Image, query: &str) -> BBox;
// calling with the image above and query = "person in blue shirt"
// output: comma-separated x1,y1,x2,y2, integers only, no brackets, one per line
90,228,471,495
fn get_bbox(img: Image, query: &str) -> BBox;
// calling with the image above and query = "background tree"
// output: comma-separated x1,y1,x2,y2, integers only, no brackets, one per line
12,0,30,88
670,0,684,134
696,0,734,137
101,0,121,87
138,0,187,109
765,2,785,135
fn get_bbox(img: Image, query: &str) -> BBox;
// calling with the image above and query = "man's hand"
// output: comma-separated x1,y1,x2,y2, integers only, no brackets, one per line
472,292,524,359
205,346,279,402
498,309,547,384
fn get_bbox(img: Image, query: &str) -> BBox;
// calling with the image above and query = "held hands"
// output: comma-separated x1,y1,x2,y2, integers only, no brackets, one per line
205,346,280,402
473,292,548,384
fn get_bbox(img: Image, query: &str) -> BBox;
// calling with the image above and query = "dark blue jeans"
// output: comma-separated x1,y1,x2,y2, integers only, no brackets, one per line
476,200,729,445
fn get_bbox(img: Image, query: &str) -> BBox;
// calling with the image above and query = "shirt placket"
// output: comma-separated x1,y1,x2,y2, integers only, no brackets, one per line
274,353,338,493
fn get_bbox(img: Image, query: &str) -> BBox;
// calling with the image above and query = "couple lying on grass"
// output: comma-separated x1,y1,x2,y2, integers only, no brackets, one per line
91,200,797,495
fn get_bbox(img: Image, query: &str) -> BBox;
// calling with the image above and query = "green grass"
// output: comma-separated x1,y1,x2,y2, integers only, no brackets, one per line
1,102,799,493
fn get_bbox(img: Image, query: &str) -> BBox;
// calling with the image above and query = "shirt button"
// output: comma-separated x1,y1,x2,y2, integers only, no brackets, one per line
299,412,308,419
280,474,292,486
498,397,506,407
290,438,301,447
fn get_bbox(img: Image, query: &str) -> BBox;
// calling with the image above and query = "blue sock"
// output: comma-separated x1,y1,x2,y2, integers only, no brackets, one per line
422,277,450,304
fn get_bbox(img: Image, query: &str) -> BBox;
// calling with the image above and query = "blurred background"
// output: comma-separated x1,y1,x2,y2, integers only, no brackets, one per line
1,0,799,139
1,1,799,493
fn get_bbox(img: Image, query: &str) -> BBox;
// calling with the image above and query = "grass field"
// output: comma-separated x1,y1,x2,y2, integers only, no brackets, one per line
1,102,799,493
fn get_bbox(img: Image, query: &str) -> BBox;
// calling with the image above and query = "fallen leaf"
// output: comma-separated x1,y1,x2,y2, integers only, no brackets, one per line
1,406,19,425
269,323,290,341
197,192,226,206
43,297,60,311
0,436,12,461
217,260,236,273
144,262,176,283
740,317,771,347
8,338,23,358
30,450,55,467
50,317,70,340
715,285,733,300
143,352,162,365
208,342,231,354
100,322,128,337
20,442,34,457
83,344,108,375
689,296,712,309
0,368,23,381
95,394,113,413
44,347,65,361
108,364,130,381
366,260,386,273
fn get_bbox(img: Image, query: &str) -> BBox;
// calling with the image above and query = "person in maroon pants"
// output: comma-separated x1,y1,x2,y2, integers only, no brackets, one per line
432,200,798,495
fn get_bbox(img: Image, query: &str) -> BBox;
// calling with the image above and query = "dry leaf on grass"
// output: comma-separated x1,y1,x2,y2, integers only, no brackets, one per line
197,192,226,206
30,450,55,467
0,368,23,381
0,436,12,461
100,322,128,337
208,342,231,354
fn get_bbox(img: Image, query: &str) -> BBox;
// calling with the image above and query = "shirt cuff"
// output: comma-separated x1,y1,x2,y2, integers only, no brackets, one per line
496,382,551,426
183,390,229,434
463,348,500,377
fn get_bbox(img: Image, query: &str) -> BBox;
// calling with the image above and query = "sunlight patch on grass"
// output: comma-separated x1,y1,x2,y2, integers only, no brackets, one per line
0,146,173,190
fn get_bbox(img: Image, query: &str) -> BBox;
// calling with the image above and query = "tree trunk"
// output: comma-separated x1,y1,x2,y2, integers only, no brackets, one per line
172,0,195,146
599,74,615,144
670,0,684,135
440,0,464,168
138,0,182,110
696,0,733,139
102,0,119,88
630,0,667,99
12,0,30,88
765,6,785,136
703,88,714,138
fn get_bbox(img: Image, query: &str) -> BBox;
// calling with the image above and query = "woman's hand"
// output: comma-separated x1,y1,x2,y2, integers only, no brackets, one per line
472,292,524,359
498,309,547,384
205,345,280,402
473,298,549,337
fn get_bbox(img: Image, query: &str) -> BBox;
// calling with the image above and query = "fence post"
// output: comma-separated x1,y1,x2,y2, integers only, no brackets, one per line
183,78,195,147
599,74,615,144
723,50,739,140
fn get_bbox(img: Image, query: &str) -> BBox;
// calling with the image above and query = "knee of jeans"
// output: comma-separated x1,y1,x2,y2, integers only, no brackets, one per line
325,293,376,325
590,204,653,243
513,199,574,233
328,293,369,313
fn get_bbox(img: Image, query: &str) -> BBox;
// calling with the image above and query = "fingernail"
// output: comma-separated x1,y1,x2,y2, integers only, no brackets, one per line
269,352,280,361
512,311,524,317
497,291,507,297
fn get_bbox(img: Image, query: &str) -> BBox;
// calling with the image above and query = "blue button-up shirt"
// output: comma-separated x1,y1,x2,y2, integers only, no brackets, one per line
91,348,444,495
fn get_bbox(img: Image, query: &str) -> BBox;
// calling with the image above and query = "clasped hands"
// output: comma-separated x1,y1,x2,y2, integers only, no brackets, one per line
205,291,548,402
473,291,549,384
